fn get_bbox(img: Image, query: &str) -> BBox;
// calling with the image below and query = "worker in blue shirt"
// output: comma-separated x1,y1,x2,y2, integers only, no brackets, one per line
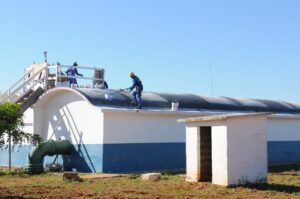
128,72,143,109
66,62,83,87
103,81,109,89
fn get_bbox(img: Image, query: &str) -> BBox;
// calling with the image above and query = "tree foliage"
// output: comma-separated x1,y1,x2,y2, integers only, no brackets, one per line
0,102,42,149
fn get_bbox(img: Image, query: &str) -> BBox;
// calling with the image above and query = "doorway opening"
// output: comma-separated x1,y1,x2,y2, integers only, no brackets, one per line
199,126,212,181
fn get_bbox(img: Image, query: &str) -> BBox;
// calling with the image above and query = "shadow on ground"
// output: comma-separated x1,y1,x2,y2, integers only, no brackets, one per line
231,164,300,193
238,183,300,193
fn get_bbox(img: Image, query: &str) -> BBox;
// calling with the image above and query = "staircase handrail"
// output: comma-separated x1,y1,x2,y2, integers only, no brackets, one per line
0,63,105,104
0,65,48,103
8,67,35,92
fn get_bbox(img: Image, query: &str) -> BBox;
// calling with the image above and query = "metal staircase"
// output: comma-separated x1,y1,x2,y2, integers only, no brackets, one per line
0,62,105,113
0,63,48,112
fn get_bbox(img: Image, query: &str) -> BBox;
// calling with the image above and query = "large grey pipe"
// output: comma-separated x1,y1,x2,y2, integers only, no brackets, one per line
26,140,72,174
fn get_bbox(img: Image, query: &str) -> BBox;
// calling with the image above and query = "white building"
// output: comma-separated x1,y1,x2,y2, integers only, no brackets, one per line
1,63,300,173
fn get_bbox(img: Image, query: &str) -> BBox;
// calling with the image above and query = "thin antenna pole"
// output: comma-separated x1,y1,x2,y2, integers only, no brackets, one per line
210,61,214,96
44,51,47,63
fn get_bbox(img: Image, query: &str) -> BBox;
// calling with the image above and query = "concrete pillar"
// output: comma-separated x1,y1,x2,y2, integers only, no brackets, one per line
211,126,228,186
186,126,200,182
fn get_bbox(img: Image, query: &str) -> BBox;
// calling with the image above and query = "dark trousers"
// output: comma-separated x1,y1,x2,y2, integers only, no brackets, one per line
132,85,143,108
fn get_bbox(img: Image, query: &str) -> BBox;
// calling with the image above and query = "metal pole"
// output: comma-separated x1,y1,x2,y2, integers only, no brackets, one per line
7,89,10,102
44,51,47,63
23,68,26,93
93,66,96,88
32,67,35,89
44,66,48,90
59,64,61,83
55,65,58,87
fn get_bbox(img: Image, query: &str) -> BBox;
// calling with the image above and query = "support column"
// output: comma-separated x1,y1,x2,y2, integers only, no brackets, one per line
186,126,200,182
212,126,228,186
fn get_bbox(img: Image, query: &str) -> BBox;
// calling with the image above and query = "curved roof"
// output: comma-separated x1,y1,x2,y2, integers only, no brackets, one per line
73,88,300,114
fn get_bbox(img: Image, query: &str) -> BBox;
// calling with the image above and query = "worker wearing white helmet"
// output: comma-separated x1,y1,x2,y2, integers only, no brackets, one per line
128,72,143,109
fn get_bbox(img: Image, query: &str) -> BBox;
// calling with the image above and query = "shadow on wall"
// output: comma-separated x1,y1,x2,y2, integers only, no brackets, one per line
62,144,102,172
44,102,98,172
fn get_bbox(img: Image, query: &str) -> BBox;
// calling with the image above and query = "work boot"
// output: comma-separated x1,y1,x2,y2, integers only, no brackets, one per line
131,101,137,106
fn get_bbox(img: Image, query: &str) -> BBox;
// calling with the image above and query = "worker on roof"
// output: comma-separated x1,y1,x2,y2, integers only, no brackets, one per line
66,62,83,87
128,72,143,109
103,81,109,89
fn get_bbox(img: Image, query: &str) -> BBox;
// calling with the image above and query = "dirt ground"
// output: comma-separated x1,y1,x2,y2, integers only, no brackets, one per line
0,165,299,199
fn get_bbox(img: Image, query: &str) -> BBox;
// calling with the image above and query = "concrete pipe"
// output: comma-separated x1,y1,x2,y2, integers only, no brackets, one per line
26,140,72,174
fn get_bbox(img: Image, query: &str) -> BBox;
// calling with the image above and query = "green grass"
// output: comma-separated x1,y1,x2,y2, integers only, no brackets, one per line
0,165,299,198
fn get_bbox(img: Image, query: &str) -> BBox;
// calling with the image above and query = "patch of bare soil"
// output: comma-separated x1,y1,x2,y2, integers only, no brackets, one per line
80,173,128,179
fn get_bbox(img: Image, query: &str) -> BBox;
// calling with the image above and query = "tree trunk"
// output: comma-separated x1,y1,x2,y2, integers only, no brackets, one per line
8,132,11,171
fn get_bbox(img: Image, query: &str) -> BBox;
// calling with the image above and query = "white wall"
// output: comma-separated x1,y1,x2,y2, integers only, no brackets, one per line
23,108,34,135
267,117,300,141
186,126,200,182
212,126,228,185
226,116,268,185
102,110,196,144
34,90,103,145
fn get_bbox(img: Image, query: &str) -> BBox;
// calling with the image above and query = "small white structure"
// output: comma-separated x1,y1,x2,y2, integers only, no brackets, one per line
179,113,269,186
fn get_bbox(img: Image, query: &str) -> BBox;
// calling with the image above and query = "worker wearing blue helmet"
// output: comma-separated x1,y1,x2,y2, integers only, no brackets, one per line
128,72,143,109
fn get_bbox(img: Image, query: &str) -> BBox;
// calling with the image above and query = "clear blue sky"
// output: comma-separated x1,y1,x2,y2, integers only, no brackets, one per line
1,0,300,101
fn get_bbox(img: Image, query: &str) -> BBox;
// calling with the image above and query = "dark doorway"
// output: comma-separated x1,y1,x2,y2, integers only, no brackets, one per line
199,127,212,181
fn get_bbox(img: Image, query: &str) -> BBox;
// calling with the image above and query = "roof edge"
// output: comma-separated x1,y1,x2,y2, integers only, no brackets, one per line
178,112,271,123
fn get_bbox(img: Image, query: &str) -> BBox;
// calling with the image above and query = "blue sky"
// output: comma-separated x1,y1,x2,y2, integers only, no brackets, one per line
0,0,300,101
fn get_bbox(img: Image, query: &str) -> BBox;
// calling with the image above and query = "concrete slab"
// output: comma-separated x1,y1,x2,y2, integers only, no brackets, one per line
141,173,161,181
80,173,128,179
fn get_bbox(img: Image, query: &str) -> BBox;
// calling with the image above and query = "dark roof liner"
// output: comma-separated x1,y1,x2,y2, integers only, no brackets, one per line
75,88,300,114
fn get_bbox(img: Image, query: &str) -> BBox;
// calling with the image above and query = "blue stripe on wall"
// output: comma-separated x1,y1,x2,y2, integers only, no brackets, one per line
102,142,186,173
268,141,300,164
0,145,31,166
1,141,300,173
0,144,103,172
0,143,185,173
44,144,103,172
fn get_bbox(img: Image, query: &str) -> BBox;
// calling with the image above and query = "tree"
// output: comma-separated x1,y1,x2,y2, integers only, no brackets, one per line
0,102,42,170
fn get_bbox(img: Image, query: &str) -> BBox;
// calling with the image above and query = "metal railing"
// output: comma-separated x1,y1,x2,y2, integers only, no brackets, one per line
0,63,105,104
48,64,105,88
0,64,48,103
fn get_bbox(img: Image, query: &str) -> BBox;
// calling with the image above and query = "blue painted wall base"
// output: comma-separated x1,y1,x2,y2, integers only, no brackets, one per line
0,145,31,166
1,141,300,172
0,142,185,173
102,143,185,173
268,141,300,164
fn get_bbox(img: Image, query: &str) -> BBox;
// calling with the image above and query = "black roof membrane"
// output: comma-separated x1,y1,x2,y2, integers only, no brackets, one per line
75,88,300,114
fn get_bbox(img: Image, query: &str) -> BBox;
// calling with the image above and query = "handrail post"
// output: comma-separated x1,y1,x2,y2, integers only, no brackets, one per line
55,65,58,88
44,66,48,90
7,89,10,102
23,68,26,93
103,69,105,85
58,64,61,84
32,67,35,90
92,66,96,88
